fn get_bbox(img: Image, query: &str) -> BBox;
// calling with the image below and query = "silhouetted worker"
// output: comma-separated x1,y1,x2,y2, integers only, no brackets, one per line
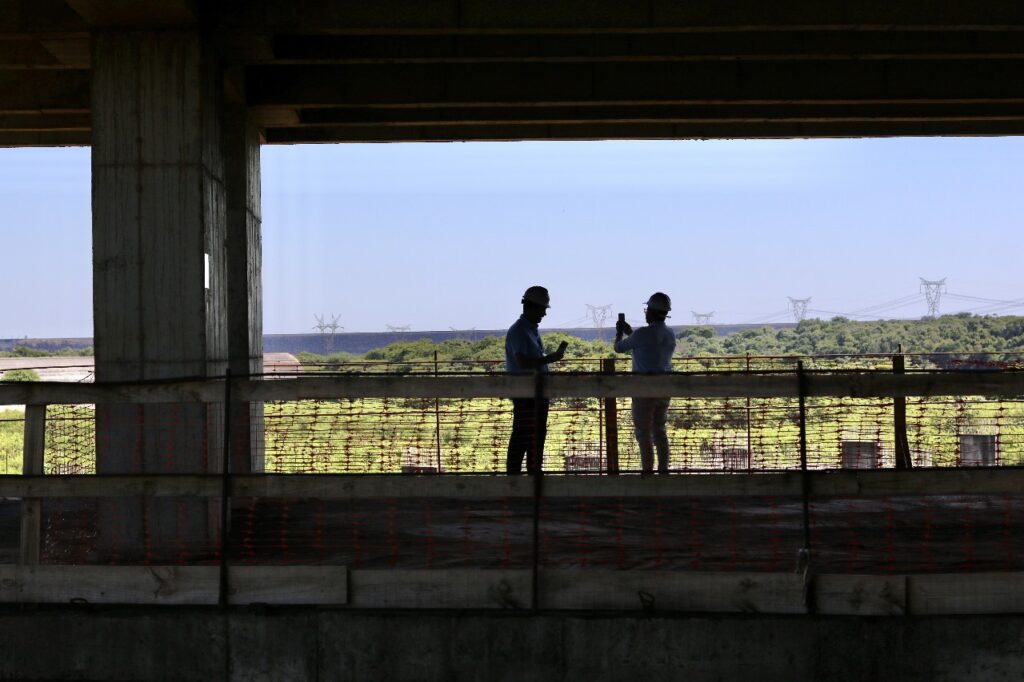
615,292,677,474
505,285,568,474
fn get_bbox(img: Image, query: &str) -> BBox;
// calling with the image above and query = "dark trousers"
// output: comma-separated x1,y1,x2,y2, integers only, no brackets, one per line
507,398,549,474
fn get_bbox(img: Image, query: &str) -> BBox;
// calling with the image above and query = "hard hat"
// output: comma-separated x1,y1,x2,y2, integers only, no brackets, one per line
522,285,551,308
645,292,672,313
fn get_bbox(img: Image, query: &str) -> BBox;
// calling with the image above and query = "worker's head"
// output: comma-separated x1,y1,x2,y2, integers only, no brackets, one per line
644,292,671,323
522,285,550,323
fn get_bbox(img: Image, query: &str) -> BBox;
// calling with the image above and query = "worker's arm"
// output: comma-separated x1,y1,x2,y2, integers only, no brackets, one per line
515,341,568,369
614,322,636,353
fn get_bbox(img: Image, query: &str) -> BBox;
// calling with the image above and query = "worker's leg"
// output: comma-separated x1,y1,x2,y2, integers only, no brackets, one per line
632,397,655,474
506,398,534,474
652,398,671,473
526,399,549,474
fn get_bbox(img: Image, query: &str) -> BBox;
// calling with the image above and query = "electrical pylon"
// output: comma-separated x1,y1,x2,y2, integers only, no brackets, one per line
788,297,811,322
919,277,946,318
691,311,714,325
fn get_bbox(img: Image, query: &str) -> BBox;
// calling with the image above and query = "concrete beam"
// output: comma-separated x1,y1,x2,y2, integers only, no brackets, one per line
65,0,198,28
264,119,1024,142
269,31,1024,64
0,70,89,111
0,0,86,35
218,0,1024,33
285,101,1024,127
246,59,1024,108
0,112,90,130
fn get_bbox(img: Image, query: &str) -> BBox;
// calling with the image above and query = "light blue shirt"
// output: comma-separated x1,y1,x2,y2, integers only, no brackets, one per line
614,321,676,373
505,316,548,374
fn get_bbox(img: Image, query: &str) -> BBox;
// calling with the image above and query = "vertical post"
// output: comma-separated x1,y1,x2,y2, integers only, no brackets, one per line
219,373,232,607
531,369,544,609
602,358,619,475
19,404,46,565
745,353,753,472
893,349,912,469
796,362,815,613
434,350,443,472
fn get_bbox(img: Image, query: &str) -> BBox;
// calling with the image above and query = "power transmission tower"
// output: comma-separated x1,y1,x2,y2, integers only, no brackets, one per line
788,297,811,322
691,311,714,325
313,314,343,352
585,304,612,328
386,324,411,332
585,304,613,340
919,277,946,318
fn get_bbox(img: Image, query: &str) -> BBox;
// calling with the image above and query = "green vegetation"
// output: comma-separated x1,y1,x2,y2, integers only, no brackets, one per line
0,345,93,358
678,314,1024,356
1,368,40,382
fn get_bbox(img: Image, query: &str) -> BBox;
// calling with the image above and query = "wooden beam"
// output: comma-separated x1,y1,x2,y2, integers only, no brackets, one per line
0,565,348,605
0,0,87,35
1,370,1021,406
910,573,1024,615
347,569,531,609
270,31,1024,64
2,468,1024,501
217,0,1024,34
1,564,1019,613
541,569,805,613
246,60,1024,108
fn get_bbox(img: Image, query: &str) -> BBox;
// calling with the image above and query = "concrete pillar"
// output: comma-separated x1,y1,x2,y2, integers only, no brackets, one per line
91,30,227,559
223,74,264,473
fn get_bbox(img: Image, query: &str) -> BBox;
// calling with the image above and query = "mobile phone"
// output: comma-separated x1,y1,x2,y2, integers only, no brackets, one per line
617,313,625,323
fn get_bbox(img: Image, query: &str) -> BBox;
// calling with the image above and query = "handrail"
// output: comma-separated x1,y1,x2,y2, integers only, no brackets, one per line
1,368,1022,405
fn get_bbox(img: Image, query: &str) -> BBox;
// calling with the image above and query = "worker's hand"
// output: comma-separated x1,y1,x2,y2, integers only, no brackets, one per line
616,320,632,335
552,341,569,361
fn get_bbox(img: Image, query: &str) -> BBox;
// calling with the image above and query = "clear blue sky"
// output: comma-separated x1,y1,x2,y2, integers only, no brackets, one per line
1,137,1021,337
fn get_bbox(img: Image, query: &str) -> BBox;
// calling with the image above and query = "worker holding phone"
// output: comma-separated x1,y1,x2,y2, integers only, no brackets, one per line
615,292,676,474
505,286,569,474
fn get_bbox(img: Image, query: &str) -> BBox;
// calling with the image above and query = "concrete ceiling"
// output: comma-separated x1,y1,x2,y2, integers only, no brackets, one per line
3,0,1024,146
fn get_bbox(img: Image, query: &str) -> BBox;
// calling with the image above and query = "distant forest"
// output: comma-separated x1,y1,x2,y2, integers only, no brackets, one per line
298,314,1024,365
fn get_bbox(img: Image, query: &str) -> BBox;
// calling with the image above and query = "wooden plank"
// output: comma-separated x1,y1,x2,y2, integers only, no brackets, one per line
0,370,1021,406
3,468,1024,501
544,472,804,498
231,473,535,499
233,375,535,401
0,565,348,605
808,468,1024,497
0,474,222,499
815,574,905,615
539,569,806,613
13,358,1023,403
0,565,218,605
347,569,531,609
19,405,45,565
909,573,1024,615
228,566,348,605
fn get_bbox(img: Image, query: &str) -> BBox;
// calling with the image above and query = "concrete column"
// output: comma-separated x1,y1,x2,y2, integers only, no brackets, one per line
223,76,264,473
91,30,227,559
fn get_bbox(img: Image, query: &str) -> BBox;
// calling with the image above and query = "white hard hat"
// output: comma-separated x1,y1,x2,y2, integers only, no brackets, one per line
522,286,551,308
645,292,672,313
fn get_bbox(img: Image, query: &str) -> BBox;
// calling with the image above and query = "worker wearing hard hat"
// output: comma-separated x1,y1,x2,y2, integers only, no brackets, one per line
615,292,677,474
505,285,569,474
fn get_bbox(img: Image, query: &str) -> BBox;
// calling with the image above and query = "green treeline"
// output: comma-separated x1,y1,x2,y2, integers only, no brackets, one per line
298,314,1024,366
0,345,93,358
